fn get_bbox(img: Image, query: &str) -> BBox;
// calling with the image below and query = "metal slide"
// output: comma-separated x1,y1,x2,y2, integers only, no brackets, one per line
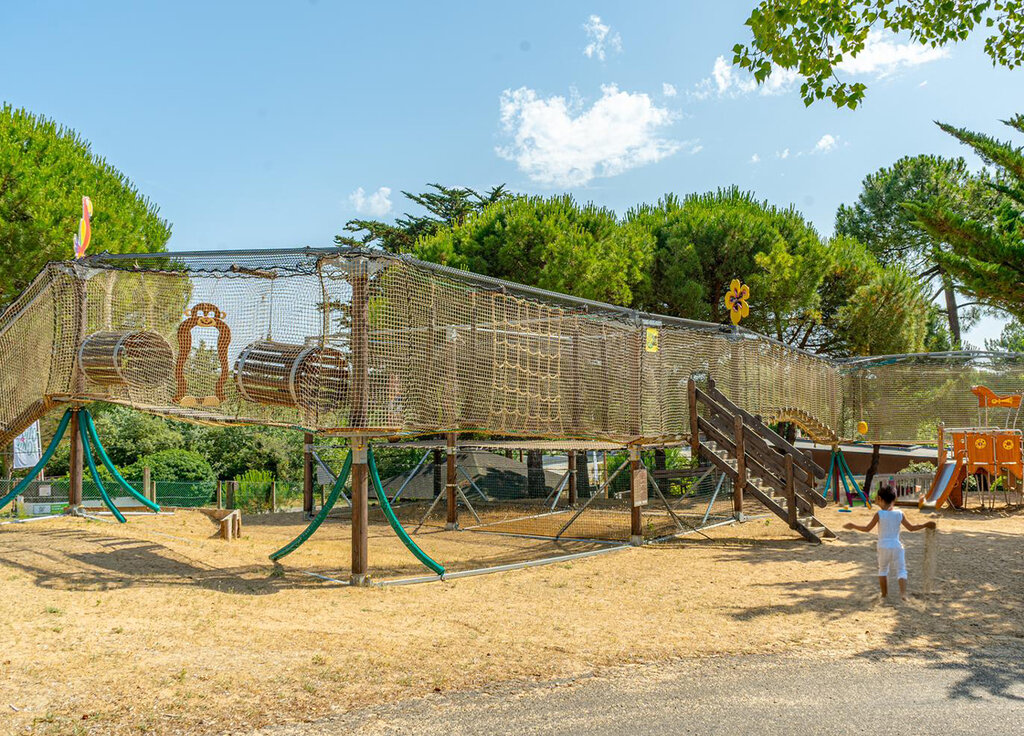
921,457,966,510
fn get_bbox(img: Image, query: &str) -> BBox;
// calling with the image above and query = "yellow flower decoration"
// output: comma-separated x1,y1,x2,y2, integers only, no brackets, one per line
724,279,750,325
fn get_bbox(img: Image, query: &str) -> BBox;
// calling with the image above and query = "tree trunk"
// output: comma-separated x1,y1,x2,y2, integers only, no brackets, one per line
942,273,961,348
527,450,545,498
863,444,881,502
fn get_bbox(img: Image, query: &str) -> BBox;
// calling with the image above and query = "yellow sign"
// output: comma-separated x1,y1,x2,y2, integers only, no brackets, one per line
645,327,659,352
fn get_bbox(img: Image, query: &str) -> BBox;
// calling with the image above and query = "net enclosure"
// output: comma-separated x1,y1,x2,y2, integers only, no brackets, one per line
2,246,1023,449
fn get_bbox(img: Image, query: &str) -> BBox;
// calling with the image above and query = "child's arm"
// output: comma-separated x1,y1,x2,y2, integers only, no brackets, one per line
901,515,937,532
843,512,879,533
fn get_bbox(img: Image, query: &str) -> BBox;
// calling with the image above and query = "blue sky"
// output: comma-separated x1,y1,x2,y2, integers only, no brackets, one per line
3,1,1021,345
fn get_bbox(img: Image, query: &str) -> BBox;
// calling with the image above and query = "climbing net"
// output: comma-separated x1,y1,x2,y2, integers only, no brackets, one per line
1,247,1023,449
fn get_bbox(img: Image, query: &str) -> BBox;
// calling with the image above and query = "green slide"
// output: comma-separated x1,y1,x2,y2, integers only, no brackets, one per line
368,446,445,577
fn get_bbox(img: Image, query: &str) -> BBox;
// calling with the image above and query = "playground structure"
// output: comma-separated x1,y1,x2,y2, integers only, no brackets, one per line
920,385,1024,510
2,247,1024,581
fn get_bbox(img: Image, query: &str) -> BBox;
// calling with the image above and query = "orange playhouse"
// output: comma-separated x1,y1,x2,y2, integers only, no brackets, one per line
920,386,1023,510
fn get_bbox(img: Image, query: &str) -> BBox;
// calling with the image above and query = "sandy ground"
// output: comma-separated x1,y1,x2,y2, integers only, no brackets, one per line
0,504,1021,735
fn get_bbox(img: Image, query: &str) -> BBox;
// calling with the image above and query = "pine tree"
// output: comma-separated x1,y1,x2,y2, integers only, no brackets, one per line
907,116,1024,322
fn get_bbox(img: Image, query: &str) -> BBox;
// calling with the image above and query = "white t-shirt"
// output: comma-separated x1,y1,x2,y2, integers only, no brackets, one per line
877,508,904,549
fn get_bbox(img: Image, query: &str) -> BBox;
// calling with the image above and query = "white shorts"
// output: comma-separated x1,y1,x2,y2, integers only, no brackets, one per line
877,546,907,579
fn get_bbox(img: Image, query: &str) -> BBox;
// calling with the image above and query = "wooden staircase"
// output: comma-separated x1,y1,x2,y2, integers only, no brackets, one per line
687,377,835,543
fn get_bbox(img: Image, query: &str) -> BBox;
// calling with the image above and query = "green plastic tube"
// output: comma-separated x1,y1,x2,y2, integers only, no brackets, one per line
367,446,445,577
0,409,73,511
79,412,126,523
270,451,352,561
82,409,160,512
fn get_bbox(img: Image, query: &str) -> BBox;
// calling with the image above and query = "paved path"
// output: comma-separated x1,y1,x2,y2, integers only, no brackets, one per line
256,647,1024,735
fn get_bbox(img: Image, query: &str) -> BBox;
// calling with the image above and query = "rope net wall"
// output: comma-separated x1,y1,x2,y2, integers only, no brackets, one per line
1,247,1022,448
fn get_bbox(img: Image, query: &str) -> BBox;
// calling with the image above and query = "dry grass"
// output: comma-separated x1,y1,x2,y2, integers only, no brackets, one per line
1,505,1022,735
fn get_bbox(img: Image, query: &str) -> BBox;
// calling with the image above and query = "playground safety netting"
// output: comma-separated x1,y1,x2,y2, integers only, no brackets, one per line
2,247,1023,450
308,442,739,545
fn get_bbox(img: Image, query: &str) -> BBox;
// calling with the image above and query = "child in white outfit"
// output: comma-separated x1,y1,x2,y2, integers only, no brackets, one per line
844,486,936,600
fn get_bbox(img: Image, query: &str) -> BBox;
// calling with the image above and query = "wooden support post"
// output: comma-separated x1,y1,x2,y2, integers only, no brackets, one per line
733,414,745,518
629,447,644,545
350,437,369,584
143,466,152,503
785,454,797,529
687,378,699,458
349,256,371,584
216,479,223,510
567,452,578,505
68,408,83,508
937,423,946,467
433,449,444,498
445,433,458,530
303,432,315,517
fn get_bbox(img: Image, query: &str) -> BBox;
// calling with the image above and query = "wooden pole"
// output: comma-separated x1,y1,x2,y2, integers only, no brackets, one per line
303,432,315,517
733,414,745,517
445,433,458,530
567,451,578,505
143,466,152,503
216,479,223,510
629,447,643,545
687,378,699,458
350,437,369,584
785,454,797,529
349,257,370,584
937,423,946,467
67,408,83,508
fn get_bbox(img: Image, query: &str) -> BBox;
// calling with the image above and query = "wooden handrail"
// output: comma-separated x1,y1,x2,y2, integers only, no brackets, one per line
706,381,825,479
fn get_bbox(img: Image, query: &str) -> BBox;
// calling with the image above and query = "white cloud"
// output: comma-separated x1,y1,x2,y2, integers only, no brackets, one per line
693,55,799,99
750,153,760,164
662,82,678,97
583,15,622,61
837,31,949,77
496,84,681,187
348,186,392,217
814,134,838,153
693,32,946,101
776,148,790,160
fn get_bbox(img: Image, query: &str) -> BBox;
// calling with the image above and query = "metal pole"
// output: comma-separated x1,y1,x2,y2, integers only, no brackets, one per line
445,433,458,530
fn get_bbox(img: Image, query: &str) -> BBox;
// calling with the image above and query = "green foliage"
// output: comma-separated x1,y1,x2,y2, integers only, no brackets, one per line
234,468,275,513
337,183,511,253
836,154,993,346
0,105,171,308
733,1,1024,108
833,264,929,355
88,405,183,467
124,449,215,482
186,424,302,481
908,115,1024,322
985,319,1024,352
415,194,654,305
628,187,828,341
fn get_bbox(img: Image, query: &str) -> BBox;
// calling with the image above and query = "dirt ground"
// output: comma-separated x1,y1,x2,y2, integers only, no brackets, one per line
0,504,1022,735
